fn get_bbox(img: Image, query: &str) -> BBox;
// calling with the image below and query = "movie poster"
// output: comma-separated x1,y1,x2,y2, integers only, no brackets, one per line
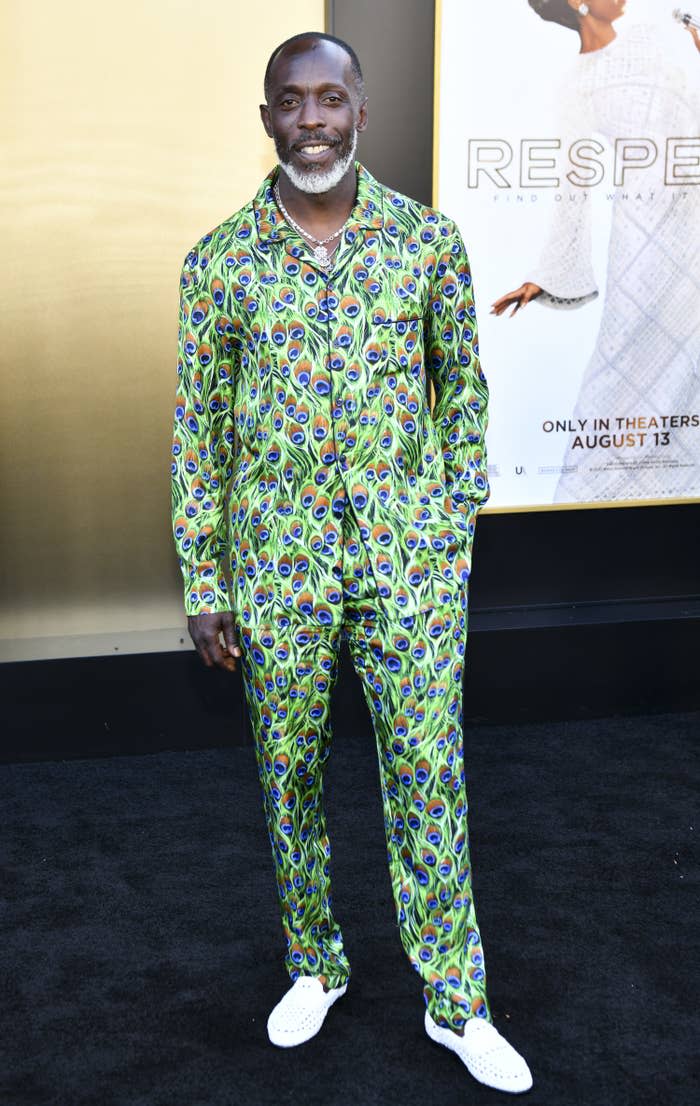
435,0,700,509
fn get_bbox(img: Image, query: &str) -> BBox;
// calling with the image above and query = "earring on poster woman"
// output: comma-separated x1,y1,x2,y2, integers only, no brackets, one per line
578,3,590,14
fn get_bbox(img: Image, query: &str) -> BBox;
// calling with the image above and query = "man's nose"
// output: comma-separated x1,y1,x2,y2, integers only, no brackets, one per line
297,95,325,130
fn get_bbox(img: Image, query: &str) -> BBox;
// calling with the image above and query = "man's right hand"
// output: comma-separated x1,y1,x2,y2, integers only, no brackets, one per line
187,611,242,672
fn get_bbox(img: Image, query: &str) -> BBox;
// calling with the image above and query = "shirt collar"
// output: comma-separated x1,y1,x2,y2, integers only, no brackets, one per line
253,162,385,245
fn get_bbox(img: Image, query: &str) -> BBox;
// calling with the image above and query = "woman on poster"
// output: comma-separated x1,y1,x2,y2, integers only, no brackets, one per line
491,0,700,504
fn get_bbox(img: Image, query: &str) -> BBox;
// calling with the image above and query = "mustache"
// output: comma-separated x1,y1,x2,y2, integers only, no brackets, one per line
291,136,342,151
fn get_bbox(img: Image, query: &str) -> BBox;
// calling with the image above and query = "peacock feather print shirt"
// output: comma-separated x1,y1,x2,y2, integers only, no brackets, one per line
171,163,489,627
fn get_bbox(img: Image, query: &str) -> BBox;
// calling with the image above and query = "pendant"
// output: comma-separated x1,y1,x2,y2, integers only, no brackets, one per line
313,244,331,269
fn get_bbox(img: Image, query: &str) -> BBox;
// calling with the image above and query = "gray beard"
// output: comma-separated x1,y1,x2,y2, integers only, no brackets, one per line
279,129,358,195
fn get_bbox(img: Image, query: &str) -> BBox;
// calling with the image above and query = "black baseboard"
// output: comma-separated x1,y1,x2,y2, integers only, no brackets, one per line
3,607,698,764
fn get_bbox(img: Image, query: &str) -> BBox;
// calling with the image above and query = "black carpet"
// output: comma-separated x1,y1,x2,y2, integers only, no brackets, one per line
1,711,698,1106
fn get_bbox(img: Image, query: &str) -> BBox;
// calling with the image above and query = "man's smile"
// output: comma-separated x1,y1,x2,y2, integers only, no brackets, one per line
292,138,339,163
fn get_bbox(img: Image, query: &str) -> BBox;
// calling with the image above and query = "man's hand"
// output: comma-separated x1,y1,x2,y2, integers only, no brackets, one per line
187,611,242,672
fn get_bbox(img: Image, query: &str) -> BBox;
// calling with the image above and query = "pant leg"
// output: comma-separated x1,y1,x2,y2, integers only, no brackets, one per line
344,584,492,1031
238,617,351,989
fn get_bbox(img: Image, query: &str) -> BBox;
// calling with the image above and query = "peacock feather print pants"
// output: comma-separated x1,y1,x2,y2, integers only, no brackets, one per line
237,483,491,1032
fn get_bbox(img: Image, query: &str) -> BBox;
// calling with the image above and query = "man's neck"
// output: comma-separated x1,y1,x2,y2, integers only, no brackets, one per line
276,166,358,237
578,19,617,54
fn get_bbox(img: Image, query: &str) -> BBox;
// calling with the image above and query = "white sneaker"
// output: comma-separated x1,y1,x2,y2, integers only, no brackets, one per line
425,1010,533,1093
267,976,348,1048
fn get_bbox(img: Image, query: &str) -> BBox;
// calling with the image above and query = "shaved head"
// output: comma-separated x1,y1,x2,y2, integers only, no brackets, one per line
264,31,365,104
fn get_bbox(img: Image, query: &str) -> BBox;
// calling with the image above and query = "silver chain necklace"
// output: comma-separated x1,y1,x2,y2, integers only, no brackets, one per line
274,183,346,270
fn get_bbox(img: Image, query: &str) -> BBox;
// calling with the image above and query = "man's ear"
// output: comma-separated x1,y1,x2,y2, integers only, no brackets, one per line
356,97,368,134
260,103,273,138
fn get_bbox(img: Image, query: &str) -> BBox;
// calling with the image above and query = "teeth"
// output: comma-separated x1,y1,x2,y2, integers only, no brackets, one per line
301,145,330,154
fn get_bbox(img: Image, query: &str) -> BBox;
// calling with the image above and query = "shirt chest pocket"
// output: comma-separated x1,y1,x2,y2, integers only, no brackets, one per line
373,318,425,380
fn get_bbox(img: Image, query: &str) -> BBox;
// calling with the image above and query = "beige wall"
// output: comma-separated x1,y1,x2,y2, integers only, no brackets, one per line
0,0,324,660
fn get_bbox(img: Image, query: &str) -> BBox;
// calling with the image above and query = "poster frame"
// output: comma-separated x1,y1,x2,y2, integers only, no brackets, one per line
432,0,699,515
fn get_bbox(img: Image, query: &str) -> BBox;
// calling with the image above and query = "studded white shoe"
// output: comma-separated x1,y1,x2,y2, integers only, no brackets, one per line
267,976,348,1047
425,1010,533,1093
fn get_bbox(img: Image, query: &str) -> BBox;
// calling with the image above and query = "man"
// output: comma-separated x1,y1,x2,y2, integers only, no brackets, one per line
171,31,532,1094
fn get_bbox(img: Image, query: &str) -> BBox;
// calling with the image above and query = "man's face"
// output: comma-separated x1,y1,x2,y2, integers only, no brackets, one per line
260,39,367,194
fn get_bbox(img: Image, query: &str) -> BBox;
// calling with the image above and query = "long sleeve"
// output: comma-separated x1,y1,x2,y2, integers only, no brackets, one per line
171,246,235,615
526,189,598,310
526,81,599,310
427,224,490,513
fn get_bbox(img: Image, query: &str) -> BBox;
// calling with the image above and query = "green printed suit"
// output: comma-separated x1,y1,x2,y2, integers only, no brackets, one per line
171,163,492,1029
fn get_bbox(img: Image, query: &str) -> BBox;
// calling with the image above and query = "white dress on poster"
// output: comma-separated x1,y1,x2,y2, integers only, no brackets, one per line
526,22,700,503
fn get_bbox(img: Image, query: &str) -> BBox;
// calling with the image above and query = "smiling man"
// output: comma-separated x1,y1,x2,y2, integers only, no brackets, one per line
171,31,532,1094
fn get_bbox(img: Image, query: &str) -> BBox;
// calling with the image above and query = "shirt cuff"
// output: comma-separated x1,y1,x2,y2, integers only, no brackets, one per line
181,561,232,616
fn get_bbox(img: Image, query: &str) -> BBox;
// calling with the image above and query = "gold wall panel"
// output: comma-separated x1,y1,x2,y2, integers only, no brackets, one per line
0,0,324,658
